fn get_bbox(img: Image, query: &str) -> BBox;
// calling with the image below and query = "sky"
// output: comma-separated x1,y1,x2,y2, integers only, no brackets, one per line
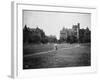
23,10,91,39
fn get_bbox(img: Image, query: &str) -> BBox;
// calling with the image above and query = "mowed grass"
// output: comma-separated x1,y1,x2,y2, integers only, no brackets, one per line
23,43,54,55
23,43,77,55
23,43,91,69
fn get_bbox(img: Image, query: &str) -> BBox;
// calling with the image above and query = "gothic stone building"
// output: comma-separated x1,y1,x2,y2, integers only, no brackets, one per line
60,23,80,40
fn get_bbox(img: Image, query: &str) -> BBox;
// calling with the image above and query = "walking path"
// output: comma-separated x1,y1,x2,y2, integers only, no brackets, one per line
24,44,80,58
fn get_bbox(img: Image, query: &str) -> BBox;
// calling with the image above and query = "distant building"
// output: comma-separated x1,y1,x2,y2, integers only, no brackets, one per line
60,23,80,40
72,23,80,39
60,27,68,40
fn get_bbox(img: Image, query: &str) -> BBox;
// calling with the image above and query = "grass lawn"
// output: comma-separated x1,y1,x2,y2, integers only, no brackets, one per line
23,43,78,55
23,43,91,69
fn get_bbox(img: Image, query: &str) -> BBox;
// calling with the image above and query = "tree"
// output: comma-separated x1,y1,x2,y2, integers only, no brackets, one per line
79,28,91,43
23,25,49,44
47,35,57,43
23,25,30,43
67,35,77,43
84,27,91,43
79,29,85,43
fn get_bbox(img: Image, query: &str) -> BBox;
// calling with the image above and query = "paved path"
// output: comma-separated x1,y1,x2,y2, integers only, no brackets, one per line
24,44,80,58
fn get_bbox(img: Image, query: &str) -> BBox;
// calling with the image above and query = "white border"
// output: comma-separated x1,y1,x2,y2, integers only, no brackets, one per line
11,1,97,78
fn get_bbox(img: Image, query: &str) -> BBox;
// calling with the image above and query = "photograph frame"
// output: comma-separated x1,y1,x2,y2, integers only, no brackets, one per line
11,1,97,78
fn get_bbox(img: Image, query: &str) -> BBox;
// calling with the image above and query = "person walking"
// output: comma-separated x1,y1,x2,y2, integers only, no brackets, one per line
54,43,58,50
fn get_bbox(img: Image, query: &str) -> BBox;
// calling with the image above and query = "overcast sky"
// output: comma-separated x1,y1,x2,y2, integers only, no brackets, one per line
23,10,91,39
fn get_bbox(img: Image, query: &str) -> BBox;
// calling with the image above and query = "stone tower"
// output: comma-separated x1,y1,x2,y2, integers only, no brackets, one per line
72,23,80,41
77,23,80,41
